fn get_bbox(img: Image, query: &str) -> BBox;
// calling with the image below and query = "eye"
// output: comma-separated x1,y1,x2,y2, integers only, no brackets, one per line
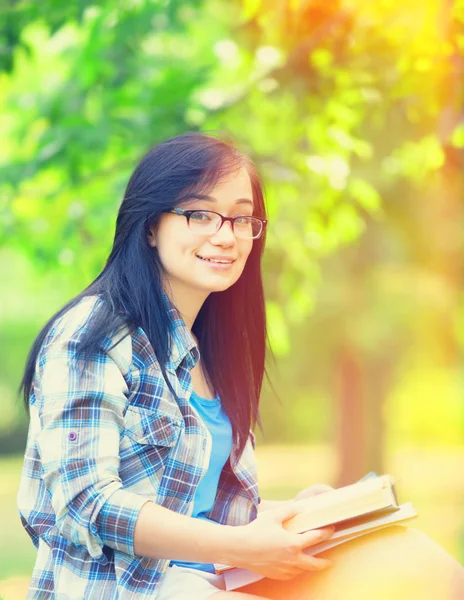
190,211,213,222
235,216,252,225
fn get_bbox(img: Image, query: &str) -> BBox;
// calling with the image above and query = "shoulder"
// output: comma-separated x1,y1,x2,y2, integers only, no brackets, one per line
45,295,105,347
41,295,134,374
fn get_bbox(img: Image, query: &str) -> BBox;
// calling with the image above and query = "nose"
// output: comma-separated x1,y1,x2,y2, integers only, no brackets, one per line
210,220,236,245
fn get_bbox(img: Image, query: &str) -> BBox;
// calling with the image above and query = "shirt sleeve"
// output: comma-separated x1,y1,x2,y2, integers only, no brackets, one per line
35,300,150,562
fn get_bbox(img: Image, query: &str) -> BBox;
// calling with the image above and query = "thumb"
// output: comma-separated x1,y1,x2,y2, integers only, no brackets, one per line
269,502,305,525
296,526,336,550
309,484,334,495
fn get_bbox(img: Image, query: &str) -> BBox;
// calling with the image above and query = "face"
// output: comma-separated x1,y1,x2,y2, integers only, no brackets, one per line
148,166,255,301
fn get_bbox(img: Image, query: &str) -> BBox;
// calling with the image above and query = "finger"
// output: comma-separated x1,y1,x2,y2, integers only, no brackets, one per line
270,502,307,524
296,526,335,549
281,568,303,580
278,565,305,580
271,569,301,582
294,484,335,502
297,554,333,571
309,484,334,495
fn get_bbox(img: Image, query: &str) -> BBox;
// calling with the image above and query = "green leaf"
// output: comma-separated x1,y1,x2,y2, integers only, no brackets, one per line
450,123,464,148
241,0,262,21
309,49,333,72
348,178,382,214
266,301,290,356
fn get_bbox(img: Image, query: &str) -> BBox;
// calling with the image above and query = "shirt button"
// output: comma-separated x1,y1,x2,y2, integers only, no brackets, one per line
68,432,77,442
202,438,207,451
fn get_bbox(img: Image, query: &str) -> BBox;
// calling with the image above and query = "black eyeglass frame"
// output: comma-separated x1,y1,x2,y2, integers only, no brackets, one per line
164,208,268,239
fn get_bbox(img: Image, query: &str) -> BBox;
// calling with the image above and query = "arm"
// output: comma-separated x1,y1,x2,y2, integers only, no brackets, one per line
257,484,334,514
36,303,147,561
134,501,238,563
257,499,291,513
134,500,335,576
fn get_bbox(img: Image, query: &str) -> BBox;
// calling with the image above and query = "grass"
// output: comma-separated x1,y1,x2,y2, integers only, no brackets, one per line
1,445,463,599
0,457,37,580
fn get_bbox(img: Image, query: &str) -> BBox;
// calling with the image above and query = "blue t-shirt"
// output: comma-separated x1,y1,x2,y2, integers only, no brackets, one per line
169,389,233,573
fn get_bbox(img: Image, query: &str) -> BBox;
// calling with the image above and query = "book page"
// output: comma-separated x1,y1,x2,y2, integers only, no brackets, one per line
282,475,397,535
215,503,418,590
305,503,417,555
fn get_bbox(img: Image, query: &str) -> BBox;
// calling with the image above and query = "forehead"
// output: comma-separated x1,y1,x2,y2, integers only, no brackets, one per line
182,167,254,209
211,167,253,199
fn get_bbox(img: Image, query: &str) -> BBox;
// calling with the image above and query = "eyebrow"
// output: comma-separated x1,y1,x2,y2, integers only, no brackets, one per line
181,193,254,207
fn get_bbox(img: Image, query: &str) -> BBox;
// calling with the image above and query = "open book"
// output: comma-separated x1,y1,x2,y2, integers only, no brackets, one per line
214,474,418,591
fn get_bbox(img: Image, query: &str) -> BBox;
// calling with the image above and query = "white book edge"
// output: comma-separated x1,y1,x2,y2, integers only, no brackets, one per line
285,477,397,534
217,503,417,591
304,502,417,555
288,475,394,515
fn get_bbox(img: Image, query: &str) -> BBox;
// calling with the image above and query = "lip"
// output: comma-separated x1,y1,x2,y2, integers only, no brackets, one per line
196,255,237,261
196,254,236,269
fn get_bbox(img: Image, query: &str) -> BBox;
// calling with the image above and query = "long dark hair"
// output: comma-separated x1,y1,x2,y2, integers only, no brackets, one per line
20,131,270,460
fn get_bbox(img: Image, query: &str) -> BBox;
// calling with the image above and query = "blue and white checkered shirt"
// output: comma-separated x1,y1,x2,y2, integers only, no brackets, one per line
18,294,259,599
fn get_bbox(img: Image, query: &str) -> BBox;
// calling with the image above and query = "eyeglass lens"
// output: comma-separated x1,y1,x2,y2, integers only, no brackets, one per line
189,211,262,238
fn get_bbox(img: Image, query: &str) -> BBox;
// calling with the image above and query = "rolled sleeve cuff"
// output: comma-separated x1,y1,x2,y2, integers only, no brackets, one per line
94,489,152,557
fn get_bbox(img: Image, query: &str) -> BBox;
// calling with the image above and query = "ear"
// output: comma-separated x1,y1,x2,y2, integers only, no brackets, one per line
147,225,157,248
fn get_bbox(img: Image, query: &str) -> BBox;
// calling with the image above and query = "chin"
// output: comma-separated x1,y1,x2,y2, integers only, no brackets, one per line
199,278,237,293
206,282,234,293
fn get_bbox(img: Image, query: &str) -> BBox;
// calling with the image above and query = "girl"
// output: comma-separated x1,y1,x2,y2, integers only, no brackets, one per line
18,132,464,600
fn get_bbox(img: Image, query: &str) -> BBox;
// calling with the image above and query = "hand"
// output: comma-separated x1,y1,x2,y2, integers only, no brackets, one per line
293,483,334,502
230,503,335,581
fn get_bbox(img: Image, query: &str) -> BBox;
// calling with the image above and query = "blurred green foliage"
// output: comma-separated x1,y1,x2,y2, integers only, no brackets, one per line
0,0,463,589
0,0,463,456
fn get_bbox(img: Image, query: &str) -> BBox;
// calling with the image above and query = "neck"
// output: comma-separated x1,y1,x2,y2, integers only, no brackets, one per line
163,278,208,338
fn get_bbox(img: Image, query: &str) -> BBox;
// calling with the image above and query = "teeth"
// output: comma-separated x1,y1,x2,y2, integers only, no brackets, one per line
197,255,232,264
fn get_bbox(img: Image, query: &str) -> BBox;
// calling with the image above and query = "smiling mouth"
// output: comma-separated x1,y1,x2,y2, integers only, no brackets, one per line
196,255,235,264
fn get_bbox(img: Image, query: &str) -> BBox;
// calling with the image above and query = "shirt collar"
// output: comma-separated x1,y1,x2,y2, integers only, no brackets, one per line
161,291,200,372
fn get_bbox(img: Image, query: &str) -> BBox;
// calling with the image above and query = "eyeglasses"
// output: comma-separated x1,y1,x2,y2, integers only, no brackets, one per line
164,208,267,240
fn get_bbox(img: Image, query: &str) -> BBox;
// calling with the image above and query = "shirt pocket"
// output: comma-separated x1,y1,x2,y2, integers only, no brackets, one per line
119,407,183,491
123,405,183,448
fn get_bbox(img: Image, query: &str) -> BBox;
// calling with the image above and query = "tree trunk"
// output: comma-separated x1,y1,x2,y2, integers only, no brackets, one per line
335,343,366,486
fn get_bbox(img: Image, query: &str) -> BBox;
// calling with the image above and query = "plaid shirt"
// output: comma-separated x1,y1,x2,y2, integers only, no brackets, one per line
18,294,259,599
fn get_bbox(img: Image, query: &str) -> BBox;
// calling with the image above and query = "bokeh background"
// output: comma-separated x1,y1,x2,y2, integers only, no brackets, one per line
0,0,463,596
